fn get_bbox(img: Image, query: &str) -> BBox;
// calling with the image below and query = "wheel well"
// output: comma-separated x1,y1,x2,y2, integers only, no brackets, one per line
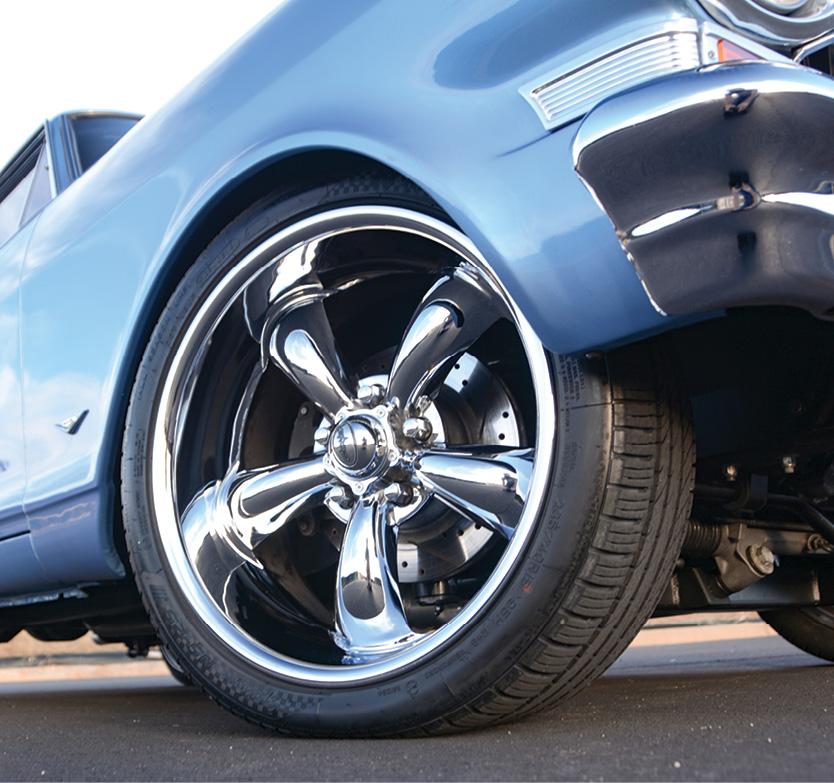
149,150,419,315
106,150,432,560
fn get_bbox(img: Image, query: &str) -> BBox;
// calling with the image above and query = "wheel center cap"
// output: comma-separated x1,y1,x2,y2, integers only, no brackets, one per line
331,419,378,474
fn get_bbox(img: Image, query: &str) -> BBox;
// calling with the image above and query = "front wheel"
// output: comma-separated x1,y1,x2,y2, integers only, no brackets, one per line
121,173,693,736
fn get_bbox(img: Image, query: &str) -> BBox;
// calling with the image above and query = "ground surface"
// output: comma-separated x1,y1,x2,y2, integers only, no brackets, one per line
0,616,831,781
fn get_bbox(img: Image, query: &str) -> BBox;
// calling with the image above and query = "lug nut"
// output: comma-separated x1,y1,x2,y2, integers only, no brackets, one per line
326,486,354,509
383,483,413,507
403,417,432,442
357,383,385,407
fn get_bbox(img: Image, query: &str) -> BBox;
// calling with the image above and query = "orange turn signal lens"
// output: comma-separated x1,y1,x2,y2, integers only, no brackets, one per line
717,39,763,62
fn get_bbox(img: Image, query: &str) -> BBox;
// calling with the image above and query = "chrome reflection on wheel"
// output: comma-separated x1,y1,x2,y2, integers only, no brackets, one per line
150,206,554,679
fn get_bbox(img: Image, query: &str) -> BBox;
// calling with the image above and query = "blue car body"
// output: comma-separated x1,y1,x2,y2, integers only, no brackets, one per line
3,0,696,597
2,0,834,730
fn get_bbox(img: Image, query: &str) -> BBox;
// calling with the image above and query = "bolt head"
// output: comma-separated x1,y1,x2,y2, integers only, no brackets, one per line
297,517,317,536
314,426,331,445
781,455,797,474
747,544,775,576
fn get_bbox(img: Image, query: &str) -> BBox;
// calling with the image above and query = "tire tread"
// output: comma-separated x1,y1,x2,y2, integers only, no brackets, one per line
442,338,694,732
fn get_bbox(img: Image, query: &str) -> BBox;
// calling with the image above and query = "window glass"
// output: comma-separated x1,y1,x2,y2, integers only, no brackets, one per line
70,116,138,173
21,149,52,225
0,165,36,248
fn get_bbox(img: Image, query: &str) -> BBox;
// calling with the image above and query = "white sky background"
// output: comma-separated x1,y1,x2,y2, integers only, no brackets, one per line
0,1,280,165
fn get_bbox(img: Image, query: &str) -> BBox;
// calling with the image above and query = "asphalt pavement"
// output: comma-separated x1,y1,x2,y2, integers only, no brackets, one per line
0,619,830,781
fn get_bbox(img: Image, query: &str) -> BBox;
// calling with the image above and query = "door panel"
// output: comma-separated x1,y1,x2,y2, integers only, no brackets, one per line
0,223,30,538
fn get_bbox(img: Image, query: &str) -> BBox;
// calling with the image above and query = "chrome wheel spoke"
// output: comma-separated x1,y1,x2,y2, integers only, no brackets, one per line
180,456,331,592
179,478,253,614
416,447,534,538
231,456,332,545
334,496,416,662
243,240,328,344
387,271,504,412
268,299,353,419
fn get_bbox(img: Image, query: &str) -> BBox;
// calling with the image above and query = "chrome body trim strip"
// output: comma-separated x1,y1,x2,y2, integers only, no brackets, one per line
794,29,834,59
520,19,792,132
521,20,701,131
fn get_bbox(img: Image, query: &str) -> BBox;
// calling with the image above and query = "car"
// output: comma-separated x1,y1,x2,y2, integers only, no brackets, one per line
1,0,834,737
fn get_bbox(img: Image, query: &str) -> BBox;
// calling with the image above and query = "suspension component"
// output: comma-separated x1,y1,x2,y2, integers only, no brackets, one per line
681,518,776,593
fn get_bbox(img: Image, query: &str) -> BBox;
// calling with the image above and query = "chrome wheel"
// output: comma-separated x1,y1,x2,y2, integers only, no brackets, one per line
124,176,694,735
150,206,555,678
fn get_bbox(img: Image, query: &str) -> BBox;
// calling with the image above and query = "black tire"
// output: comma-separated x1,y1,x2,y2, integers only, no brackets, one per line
121,172,694,736
760,607,834,662
160,644,194,686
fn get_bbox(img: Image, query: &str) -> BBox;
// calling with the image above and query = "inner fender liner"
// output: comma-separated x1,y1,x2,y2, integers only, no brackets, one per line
574,61,834,318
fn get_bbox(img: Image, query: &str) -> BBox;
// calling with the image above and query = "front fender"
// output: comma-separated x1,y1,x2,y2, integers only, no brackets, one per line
575,61,834,319
11,0,710,593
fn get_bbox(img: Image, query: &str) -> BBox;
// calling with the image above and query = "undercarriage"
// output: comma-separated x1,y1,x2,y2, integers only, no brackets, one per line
661,307,834,620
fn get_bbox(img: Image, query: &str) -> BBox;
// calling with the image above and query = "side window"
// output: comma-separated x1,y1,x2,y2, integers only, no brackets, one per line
0,164,37,248
0,129,53,249
70,115,138,173
21,149,52,225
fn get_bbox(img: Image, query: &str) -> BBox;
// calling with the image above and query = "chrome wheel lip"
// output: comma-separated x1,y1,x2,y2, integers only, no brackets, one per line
149,206,556,685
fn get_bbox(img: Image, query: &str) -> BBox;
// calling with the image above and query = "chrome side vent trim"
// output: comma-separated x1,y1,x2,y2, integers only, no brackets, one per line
522,24,701,131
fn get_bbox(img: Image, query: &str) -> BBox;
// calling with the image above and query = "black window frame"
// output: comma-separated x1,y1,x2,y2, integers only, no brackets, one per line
0,126,45,206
